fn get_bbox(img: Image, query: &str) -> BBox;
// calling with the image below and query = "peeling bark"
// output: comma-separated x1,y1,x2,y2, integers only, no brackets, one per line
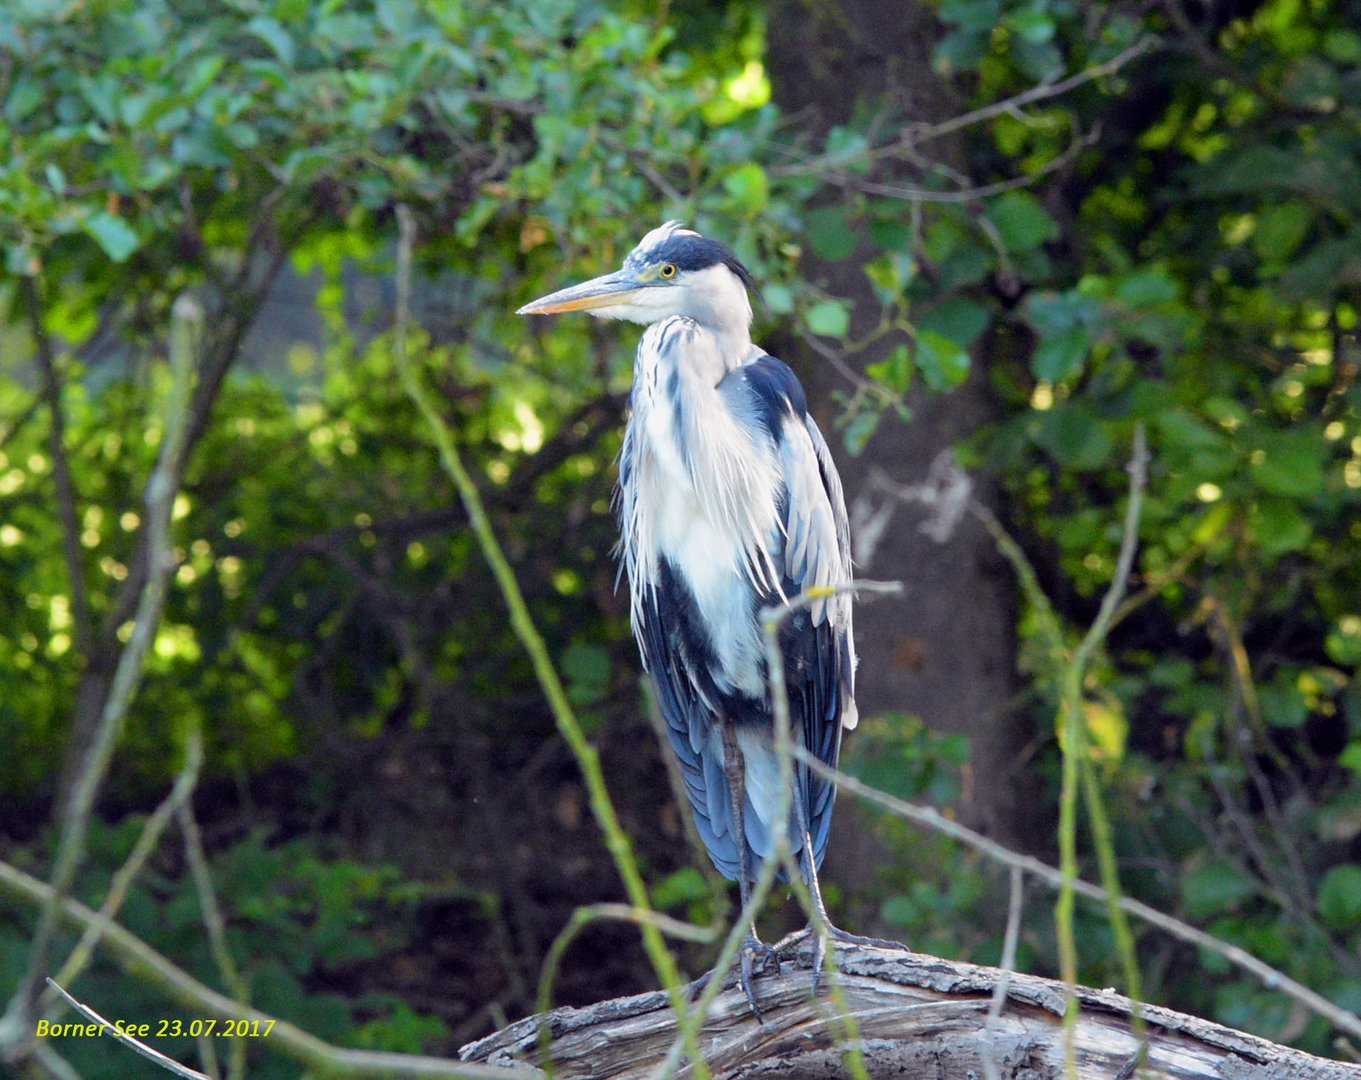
460,943,1361,1079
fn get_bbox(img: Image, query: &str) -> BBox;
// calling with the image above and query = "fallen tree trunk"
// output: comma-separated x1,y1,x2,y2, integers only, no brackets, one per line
459,942,1361,1078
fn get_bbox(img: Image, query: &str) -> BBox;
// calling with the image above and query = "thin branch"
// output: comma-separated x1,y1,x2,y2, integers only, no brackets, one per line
1,295,201,1049
177,801,244,997
392,206,700,1068
641,681,730,918
45,979,210,1080
24,275,93,656
819,123,1100,205
536,903,719,1060
0,860,536,1079
793,750,1361,1044
0,394,43,456
1071,424,1147,673
33,1043,83,1080
42,730,203,1008
177,798,248,1080
760,586,870,1080
980,865,1024,1080
1055,425,1146,1074
878,36,1154,152
653,582,901,1080
769,35,1158,178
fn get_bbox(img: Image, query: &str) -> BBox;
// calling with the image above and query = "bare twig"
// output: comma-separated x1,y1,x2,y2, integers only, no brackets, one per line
24,275,92,655
178,799,248,1080
393,206,699,1068
536,903,719,1061
769,35,1158,178
1071,424,1148,672
980,865,1024,1080
45,979,211,1080
1047,424,1146,1075
42,730,203,1008
641,681,730,918
0,860,535,1078
818,124,1100,205
758,585,878,1080
177,802,243,997
1,295,201,1054
0,395,43,456
793,750,1361,1043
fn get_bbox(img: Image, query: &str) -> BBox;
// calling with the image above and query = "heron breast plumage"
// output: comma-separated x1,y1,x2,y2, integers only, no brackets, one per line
616,314,856,878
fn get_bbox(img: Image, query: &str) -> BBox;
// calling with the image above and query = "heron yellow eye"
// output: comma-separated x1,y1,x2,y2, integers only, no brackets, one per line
660,263,677,279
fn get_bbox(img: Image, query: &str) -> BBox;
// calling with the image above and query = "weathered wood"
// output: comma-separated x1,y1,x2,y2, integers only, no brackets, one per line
459,942,1361,1078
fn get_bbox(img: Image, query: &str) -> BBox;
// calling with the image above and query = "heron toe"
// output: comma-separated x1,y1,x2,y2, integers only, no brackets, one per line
737,934,781,1022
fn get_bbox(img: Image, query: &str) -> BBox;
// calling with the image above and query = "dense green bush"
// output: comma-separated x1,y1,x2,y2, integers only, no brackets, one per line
1,0,1359,1071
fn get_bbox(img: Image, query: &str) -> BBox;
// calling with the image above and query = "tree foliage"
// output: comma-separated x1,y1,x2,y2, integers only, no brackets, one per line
0,0,1359,1074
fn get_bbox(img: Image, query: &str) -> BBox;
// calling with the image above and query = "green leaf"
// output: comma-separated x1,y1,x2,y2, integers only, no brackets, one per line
916,298,990,349
824,126,869,173
806,300,851,338
915,329,970,390
1325,617,1361,666
1030,326,1089,382
5,76,44,122
1253,202,1312,264
763,283,793,315
248,15,296,66
83,211,139,262
986,192,1058,253
1317,865,1361,929
1340,742,1361,777
561,642,609,705
1323,29,1361,63
1023,289,1099,338
938,0,1001,32
1113,267,1178,307
1008,7,1055,43
1031,403,1112,469
652,867,709,909
722,163,769,213
866,346,912,393
1250,499,1313,556
1279,236,1356,301
932,29,989,75
842,409,880,456
806,206,857,261
1181,859,1256,919
863,252,916,303
1249,431,1326,498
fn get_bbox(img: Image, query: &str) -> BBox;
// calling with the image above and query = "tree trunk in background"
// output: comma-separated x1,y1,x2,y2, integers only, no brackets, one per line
766,0,1043,892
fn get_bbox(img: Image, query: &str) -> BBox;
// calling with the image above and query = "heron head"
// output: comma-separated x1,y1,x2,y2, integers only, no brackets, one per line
517,221,755,333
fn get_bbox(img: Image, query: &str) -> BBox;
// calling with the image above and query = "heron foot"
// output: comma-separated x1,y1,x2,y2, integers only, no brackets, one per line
770,924,909,994
738,934,781,1023
825,924,909,951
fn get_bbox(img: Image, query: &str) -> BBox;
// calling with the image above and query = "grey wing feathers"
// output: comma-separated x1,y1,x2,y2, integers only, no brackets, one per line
772,402,856,872
622,349,856,882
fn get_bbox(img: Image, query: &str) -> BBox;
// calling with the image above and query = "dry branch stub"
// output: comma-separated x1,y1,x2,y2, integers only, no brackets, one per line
460,943,1361,1079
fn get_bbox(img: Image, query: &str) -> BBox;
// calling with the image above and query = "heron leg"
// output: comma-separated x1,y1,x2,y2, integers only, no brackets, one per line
788,776,904,994
721,723,779,1021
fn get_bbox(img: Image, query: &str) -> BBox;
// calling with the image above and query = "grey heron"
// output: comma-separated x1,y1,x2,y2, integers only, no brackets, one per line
519,222,864,1016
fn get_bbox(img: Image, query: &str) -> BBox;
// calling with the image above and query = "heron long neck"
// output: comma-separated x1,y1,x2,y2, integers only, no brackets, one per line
680,264,753,372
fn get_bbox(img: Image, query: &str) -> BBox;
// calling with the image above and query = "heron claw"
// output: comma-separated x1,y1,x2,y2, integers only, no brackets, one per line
769,924,908,994
737,935,780,1022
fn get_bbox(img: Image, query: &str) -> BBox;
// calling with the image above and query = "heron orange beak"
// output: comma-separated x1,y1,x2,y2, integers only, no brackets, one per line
516,271,644,315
